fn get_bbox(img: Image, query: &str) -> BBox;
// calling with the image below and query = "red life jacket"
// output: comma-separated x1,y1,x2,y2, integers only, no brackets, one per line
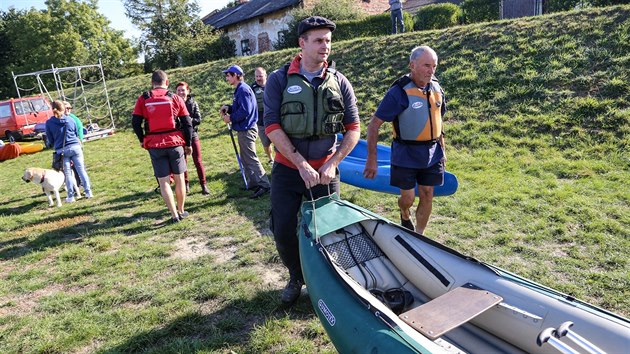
142,90,186,149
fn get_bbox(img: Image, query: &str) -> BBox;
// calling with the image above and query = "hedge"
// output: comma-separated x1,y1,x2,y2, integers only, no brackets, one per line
334,12,415,41
414,3,462,31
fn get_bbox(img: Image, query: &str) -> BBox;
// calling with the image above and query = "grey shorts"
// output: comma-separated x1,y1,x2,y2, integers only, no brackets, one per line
258,124,271,148
149,146,186,178
390,161,444,190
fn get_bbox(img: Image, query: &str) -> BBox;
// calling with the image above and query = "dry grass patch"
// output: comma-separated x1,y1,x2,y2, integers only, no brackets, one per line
0,282,98,317
170,236,214,261
12,215,95,238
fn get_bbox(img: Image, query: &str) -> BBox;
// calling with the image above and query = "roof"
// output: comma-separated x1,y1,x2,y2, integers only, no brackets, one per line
203,0,301,29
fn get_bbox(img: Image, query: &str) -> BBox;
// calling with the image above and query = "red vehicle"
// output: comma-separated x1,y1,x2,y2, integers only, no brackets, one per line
0,96,53,141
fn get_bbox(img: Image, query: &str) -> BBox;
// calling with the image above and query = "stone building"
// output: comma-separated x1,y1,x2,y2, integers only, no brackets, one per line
202,0,390,57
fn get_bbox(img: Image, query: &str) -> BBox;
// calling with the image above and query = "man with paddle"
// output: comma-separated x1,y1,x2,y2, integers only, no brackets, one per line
220,64,270,199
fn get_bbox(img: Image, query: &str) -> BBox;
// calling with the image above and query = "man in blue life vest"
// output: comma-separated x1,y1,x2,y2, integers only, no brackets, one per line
364,46,446,235
264,16,360,304
132,70,193,223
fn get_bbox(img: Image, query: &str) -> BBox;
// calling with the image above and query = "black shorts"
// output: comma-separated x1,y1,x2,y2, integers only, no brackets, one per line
149,146,186,178
390,161,444,190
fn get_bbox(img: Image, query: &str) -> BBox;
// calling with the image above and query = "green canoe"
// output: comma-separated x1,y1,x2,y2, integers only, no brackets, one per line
299,195,630,353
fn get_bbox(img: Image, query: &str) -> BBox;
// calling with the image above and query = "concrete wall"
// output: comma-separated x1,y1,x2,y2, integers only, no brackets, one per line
501,0,543,19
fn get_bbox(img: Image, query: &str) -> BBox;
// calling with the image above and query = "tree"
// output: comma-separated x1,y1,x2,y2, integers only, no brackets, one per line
124,0,219,71
173,21,236,66
0,0,137,99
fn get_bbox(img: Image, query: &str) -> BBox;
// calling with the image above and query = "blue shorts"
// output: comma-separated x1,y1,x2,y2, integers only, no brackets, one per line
148,146,186,178
390,161,444,190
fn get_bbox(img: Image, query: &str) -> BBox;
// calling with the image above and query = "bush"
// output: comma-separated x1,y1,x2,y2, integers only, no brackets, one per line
461,0,500,24
414,3,462,31
334,12,414,41
274,0,364,49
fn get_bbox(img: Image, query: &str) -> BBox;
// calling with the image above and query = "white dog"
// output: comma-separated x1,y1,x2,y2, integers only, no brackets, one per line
22,167,81,207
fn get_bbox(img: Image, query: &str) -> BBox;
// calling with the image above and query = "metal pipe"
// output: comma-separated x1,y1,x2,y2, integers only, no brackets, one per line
555,321,607,354
537,328,580,354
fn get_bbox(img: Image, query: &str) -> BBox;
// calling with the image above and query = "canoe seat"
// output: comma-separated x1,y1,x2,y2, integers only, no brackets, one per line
399,283,503,340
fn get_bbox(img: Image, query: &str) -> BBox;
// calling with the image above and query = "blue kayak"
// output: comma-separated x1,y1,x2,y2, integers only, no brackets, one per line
338,135,458,197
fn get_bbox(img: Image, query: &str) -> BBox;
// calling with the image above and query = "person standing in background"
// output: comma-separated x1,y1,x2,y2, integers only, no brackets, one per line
132,70,193,223
220,64,271,199
389,0,405,34
45,100,93,202
251,67,274,164
176,82,210,195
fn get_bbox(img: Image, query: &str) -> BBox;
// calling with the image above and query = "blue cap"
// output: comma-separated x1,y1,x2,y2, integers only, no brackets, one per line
222,65,244,76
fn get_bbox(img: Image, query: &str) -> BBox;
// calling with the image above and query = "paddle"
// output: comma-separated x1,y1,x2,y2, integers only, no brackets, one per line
226,123,249,190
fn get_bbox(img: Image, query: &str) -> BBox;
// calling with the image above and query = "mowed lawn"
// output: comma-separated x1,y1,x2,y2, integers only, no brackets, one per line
1,5,629,353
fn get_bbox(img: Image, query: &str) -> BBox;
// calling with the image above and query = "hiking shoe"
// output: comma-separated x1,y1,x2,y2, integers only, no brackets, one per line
201,184,210,195
281,279,304,304
178,211,189,220
400,214,415,231
250,187,270,199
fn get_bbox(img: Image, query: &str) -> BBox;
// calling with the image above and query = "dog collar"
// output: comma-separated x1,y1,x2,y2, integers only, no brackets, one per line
40,171,46,184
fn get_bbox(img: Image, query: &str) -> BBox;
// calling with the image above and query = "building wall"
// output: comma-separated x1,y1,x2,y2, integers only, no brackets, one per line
224,10,295,56
501,0,542,19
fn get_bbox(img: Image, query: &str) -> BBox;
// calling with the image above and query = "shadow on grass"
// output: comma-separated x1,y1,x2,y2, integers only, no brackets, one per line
0,198,43,216
0,190,211,260
100,290,319,353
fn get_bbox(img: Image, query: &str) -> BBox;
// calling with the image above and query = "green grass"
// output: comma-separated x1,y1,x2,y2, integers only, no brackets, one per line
1,5,629,353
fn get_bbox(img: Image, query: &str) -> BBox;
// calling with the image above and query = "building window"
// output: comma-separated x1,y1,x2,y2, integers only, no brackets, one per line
241,39,251,56
277,30,286,43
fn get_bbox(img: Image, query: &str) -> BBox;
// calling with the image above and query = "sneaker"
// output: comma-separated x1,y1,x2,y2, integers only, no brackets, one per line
400,214,415,231
178,211,189,220
201,184,210,195
250,187,270,199
65,197,75,203
169,216,180,224
281,279,304,304
84,192,93,199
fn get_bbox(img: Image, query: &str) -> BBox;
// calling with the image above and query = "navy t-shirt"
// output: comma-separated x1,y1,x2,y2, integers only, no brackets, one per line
375,84,444,169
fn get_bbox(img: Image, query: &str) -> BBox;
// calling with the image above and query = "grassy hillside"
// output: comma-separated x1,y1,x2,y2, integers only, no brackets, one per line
0,5,628,353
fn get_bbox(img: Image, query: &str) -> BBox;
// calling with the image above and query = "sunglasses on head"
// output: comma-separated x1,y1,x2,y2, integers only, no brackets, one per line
307,17,327,25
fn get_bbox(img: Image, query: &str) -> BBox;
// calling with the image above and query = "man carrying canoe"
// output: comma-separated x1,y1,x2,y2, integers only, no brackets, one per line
364,45,447,235
264,16,361,304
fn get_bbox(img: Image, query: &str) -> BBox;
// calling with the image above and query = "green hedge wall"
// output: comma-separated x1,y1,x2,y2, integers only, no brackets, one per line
414,3,462,30
334,12,415,41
